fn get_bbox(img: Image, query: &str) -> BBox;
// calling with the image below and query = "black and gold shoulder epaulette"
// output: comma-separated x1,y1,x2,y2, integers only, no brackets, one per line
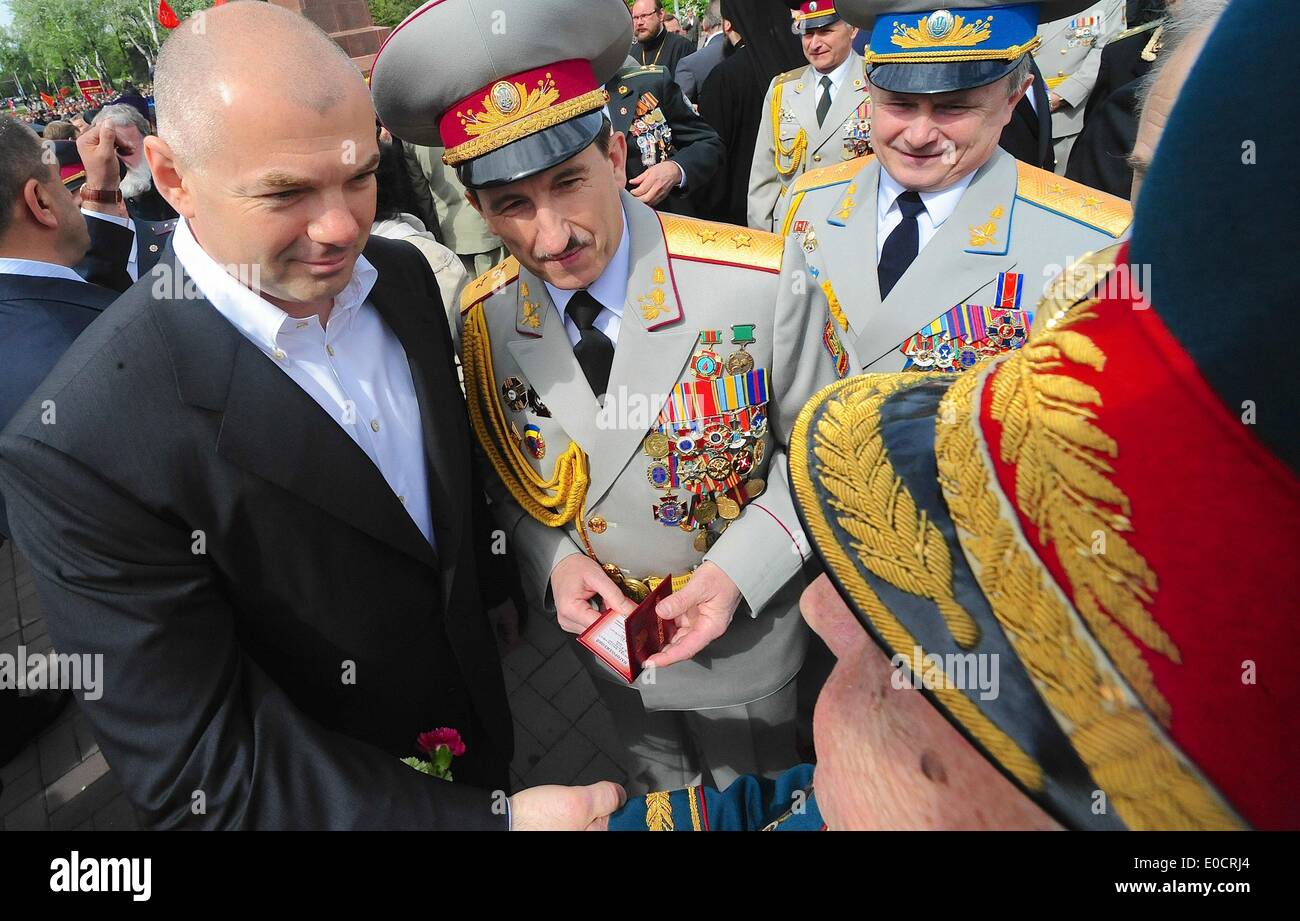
659,213,783,272
460,256,520,315
618,64,668,80
1111,17,1165,43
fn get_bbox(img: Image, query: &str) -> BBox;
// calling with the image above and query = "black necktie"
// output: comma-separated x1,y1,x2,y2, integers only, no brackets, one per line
877,191,926,300
565,290,614,398
816,75,833,126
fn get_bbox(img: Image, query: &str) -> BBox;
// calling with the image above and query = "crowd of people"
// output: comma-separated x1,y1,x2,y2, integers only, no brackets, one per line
0,0,1293,832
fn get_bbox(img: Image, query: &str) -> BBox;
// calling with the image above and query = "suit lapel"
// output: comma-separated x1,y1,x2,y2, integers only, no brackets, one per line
789,68,817,142
368,252,466,596
852,152,1019,369
152,251,439,570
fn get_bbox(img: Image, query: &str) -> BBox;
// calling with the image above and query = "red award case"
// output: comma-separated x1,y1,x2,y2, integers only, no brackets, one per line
577,577,679,683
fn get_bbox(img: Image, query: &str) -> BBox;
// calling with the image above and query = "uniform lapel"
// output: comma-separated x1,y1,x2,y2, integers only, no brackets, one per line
853,151,1020,369
789,67,817,142
817,156,882,336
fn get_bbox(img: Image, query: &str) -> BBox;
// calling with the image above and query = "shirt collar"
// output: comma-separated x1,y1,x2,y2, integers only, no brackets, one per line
171,215,378,351
877,166,977,229
816,53,855,91
544,208,630,319
0,257,85,283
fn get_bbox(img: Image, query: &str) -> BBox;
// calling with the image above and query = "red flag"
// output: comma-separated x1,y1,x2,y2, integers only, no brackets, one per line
40,92,57,107
59,86,71,98
158,0,180,29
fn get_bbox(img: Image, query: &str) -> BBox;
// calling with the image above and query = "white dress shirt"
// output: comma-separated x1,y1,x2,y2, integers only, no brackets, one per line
82,209,138,282
876,167,977,261
171,217,435,547
543,208,631,348
0,257,86,283
815,53,856,112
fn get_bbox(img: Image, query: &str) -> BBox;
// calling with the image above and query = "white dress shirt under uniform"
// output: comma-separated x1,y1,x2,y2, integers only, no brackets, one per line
814,52,857,113
543,208,631,348
171,217,435,547
876,167,976,262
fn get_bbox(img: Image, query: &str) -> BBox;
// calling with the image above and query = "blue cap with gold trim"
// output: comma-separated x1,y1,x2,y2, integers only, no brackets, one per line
836,1,1092,93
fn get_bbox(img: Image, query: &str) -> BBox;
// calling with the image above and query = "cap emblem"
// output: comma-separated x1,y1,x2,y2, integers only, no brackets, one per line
460,75,559,138
892,12,991,49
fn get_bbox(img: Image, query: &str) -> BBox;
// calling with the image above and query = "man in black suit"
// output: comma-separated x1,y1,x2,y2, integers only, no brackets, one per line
606,59,725,216
0,2,623,830
630,0,695,77
0,114,110,781
999,57,1056,172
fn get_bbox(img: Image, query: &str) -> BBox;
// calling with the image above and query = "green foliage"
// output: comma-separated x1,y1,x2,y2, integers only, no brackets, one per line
367,0,427,29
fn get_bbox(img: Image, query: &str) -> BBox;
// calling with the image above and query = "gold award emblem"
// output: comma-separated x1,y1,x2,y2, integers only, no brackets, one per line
492,81,522,115
644,432,671,458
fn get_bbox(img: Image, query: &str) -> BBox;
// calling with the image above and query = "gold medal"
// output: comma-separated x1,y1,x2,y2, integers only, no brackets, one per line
717,496,741,520
705,454,732,480
694,499,718,523
725,350,755,374
744,478,766,499
694,529,717,552
643,432,670,458
753,438,767,465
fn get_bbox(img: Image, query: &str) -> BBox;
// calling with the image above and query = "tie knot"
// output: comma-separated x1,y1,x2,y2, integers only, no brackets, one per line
896,190,926,220
565,290,603,331
820,75,832,88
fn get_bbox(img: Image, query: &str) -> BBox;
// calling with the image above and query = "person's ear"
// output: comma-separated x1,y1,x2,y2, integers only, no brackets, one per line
608,131,629,189
22,177,60,231
144,135,195,220
464,188,484,217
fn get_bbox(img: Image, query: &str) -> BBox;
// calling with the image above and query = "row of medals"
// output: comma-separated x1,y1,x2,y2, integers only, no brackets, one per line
642,334,764,553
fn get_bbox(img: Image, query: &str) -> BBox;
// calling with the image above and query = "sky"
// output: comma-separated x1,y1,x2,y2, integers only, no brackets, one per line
0,2,12,29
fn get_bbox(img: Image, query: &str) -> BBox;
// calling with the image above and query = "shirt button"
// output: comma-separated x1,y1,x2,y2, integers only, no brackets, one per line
370,419,380,433
327,345,336,357
272,348,286,361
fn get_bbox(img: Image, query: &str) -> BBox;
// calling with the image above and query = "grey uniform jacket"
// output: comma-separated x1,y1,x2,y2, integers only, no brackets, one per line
1036,0,1127,141
779,149,1132,373
748,51,872,233
402,143,505,258
459,192,840,710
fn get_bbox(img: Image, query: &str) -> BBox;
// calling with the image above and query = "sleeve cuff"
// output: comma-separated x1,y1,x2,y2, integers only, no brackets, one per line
82,208,132,229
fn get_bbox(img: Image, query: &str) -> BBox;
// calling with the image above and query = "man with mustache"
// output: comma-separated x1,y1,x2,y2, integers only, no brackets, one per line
777,0,1132,379
0,1,624,829
373,0,840,795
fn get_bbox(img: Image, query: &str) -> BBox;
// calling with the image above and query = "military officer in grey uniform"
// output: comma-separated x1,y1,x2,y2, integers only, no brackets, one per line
372,0,840,793
749,2,873,232
1035,0,1126,174
402,143,508,279
778,0,1132,377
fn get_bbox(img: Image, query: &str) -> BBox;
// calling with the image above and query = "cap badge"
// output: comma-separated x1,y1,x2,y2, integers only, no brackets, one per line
460,76,559,138
892,12,991,49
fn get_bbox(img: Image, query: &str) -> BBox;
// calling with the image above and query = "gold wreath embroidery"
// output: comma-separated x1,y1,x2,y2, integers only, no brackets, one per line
645,791,674,831
892,14,992,49
459,76,561,138
933,249,1240,829
969,206,1004,247
813,376,980,648
639,286,668,321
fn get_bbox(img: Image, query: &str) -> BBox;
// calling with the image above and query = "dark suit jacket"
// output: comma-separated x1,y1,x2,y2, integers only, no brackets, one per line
0,237,513,829
607,64,725,217
1084,18,1163,125
999,63,1055,173
1066,78,1139,199
0,272,117,537
676,33,726,102
76,212,176,293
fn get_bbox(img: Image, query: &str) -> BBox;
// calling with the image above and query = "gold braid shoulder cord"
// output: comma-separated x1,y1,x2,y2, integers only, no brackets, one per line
771,80,807,179
461,301,592,544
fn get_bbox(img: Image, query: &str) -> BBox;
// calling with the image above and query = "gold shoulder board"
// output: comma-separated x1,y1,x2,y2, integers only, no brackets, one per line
659,214,783,272
790,154,875,197
460,256,520,315
775,66,806,86
1111,18,1164,43
1014,163,1133,239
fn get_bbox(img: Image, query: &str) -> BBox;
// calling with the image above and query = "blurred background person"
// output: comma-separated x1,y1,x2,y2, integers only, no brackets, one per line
677,1,728,103
698,0,806,225
631,0,695,75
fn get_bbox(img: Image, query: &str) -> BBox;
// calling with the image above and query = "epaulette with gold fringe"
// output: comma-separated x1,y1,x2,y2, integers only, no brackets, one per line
659,213,784,272
460,256,520,315
1014,163,1132,239
790,154,875,197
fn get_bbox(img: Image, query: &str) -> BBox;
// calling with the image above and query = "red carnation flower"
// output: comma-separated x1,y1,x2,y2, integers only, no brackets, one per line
417,727,466,757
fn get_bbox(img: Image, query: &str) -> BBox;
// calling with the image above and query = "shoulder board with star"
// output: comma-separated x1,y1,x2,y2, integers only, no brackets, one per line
659,213,783,273
1110,17,1165,43
790,154,876,197
618,64,668,80
774,66,806,86
1014,162,1132,239
460,255,520,315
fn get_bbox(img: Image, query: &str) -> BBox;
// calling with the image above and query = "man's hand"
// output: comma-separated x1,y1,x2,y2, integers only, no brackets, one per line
550,553,636,635
1049,91,1064,113
509,781,627,830
75,122,128,218
628,161,683,206
645,561,741,668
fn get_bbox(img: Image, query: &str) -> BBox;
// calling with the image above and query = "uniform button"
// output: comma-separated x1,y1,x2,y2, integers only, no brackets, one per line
588,516,608,534
148,244,159,253
370,419,381,433
813,153,822,162
326,345,336,357
1060,48,1067,54
272,348,286,361
398,495,406,505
